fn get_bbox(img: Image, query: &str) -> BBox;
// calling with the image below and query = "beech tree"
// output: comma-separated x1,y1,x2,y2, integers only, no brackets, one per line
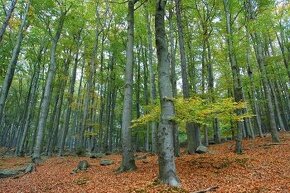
155,0,180,187
0,0,289,188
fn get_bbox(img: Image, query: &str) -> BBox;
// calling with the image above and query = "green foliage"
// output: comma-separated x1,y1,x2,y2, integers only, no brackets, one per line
131,97,253,130
75,147,86,156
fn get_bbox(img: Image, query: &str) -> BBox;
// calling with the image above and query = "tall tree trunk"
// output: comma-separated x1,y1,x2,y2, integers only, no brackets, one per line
145,3,157,153
223,0,244,154
47,54,70,156
0,1,30,125
32,11,68,161
276,23,290,80
59,30,82,156
246,35,263,137
118,0,137,172
155,0,180,187
16,43,45,156
0,0,17,43
79,7,100,150
168,8,179,157
175,0,198,154
244,0,280,143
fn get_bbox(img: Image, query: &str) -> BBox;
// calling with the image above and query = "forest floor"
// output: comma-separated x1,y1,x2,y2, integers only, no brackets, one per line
0,132,290,193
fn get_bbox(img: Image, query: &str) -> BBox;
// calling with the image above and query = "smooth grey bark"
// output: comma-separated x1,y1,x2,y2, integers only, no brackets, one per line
16,43,45,156
47,54,71,156
118,0,137,172
175,0,199,154
45,89,60,155
155,0,180,187
59,30,82,156
276,23,290,80
79,7,100,150
142,45,150,152
195,0,220,144
0,0,17,43
168,7,179,157
0,1,29,125
32,10,68,161
223,0,244,154
70,55,85,151
267,38,287,131
244,0,280,143
246,35,263,137
145,3,157,153
168,8,177,97
269,80,286,131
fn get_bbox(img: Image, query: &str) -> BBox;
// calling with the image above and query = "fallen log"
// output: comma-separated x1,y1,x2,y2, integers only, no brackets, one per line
0,163,36,179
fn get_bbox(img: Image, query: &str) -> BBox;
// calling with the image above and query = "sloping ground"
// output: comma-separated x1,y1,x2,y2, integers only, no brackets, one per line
0,132,289,193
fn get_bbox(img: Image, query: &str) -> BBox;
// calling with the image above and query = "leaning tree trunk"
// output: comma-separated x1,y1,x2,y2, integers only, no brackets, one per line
118,0,137,172
155,0,180,187
32,11,67,161
0,1,30,126
0,0,17,43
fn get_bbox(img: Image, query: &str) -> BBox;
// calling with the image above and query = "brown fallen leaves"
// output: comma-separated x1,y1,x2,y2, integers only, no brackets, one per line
0,132,290,193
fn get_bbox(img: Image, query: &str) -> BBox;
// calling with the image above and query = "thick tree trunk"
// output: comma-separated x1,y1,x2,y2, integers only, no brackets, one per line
119,0,137,172
155,0,180,187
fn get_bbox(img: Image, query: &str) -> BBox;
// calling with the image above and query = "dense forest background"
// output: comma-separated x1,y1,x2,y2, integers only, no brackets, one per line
0,0,289,187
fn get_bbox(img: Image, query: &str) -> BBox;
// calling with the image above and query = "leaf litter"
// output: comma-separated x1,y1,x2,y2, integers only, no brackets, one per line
0,132,289,193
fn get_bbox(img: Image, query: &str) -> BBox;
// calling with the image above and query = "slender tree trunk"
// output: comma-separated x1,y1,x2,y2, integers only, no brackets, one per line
118,0,137,172
175,0,198,154
47,54,70,156
155,0,180,187
79,10,99,150
146,3,157,153
246,36,263,137
0,0,17,43
59,31,82,156
16,43,45,156
244,0,280,143
223,0,244,154
269,81,285,131
0,2,29,125
168,8,179,157
32,11,67,161
276,24,290,80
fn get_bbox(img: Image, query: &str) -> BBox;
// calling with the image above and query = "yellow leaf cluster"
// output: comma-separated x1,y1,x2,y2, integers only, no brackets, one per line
131,97,253,129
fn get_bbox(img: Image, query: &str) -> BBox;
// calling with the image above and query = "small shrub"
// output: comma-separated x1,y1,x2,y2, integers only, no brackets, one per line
75,147,85,156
